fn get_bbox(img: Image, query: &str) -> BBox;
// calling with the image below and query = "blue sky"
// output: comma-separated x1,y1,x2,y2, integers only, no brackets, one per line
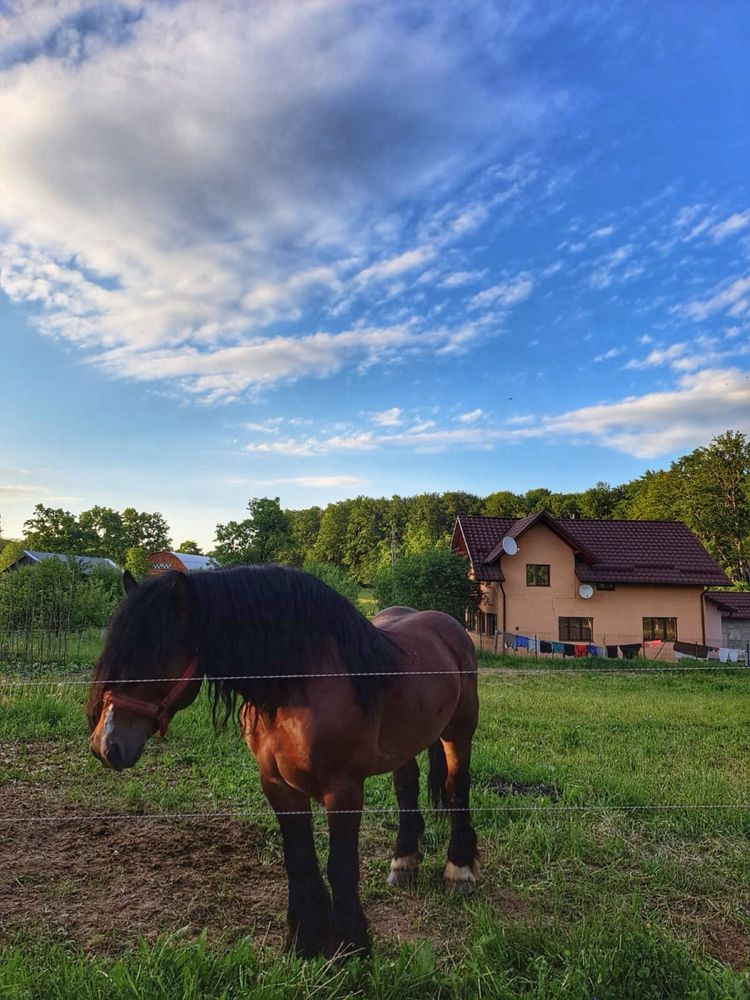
1,0,749,550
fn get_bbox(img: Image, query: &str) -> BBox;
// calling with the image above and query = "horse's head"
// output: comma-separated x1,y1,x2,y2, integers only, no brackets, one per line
88,570,202,770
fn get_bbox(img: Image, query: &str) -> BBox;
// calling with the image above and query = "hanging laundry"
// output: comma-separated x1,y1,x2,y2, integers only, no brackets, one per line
551,641,564,655
718,648,730,663
619,643,641,659
574,643,588,657
504,632,516,651
516,635,529,650
563,643,576,657
727,648,740,662
674,640,709,659
540,640,552,654
606,645,619,659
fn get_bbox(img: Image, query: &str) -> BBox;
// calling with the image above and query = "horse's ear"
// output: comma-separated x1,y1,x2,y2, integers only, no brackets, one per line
169,570,189,609
123,570,139,595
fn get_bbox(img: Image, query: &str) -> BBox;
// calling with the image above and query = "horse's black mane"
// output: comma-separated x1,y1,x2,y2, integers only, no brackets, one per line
95,565,401,724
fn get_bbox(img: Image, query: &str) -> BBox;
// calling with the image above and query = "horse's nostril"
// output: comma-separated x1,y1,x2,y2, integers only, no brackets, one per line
107,741,125,770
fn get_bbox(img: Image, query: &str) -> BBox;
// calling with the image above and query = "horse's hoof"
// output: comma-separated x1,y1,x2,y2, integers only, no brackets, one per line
387,867,416,888
387,854,420,889
443,862,476,896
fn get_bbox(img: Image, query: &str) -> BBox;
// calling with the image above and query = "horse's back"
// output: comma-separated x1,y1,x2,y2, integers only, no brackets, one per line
373,606,476,676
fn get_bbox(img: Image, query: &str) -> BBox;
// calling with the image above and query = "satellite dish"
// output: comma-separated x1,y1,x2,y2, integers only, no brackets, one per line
578,583,594,600
501,536,518,556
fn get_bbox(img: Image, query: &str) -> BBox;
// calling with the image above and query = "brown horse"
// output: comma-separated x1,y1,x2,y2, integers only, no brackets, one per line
87,566,479,957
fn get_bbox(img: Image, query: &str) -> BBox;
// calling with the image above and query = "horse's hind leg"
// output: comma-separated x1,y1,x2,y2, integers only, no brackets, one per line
261,773,332,958
387,758,424,888
441,684,479,895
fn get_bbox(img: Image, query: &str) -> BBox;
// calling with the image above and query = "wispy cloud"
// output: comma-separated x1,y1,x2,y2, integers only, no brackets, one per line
371,407,403,427
0,0,558,400
682,275,750,321
242,367,750,460
710,209,750,242
468,272,534,309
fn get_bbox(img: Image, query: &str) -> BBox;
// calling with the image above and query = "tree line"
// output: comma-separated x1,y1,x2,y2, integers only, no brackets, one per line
1,430,748,587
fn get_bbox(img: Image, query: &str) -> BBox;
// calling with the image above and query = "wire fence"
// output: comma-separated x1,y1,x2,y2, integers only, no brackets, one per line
2,663,750,690
0,803,748,824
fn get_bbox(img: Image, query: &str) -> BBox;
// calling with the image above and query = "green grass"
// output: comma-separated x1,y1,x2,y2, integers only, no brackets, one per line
1,662,748,997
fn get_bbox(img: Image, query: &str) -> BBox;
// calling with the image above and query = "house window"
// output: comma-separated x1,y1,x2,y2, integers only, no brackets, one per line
526,564,550,586
643,617,677,642
466,609,477,631
596,582,615,591
486,613,497,636
559,617,593,642
477,611,486,634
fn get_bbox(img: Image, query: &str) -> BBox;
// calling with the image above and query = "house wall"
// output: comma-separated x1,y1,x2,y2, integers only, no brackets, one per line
469,522,711,653
721,617,750,649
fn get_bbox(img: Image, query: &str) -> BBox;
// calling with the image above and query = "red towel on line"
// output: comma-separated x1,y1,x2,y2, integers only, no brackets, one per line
574,643,588,657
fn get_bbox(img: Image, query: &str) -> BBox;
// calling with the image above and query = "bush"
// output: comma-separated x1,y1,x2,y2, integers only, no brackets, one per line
302,558,359,605
371,548,480,623
0,560,121,634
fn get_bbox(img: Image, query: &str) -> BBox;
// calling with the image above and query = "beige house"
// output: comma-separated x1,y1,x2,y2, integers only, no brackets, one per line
451,512,730,658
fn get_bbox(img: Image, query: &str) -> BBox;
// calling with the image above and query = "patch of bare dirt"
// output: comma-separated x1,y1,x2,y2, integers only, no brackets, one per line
670,901,750,971
0,784,457,955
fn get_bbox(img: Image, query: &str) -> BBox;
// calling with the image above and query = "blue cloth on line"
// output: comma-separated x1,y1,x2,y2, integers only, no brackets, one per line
515,635,529,650
551,641,564,654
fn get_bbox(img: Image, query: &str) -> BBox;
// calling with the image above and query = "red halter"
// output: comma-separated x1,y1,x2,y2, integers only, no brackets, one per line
105,660,200,738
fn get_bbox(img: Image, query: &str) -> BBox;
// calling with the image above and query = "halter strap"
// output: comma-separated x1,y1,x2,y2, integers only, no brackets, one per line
106,660,200,738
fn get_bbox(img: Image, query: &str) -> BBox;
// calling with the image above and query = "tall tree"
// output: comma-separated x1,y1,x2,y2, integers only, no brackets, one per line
177,540,203,555
213,497,295,566
672,431,750,582
23,505,86,554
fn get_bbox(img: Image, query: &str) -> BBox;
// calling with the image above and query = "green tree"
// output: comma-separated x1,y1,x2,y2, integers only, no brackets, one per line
288,507,322,563
23,505,86,553
213,497,296,566
482,490,524,517
302,558,359,605
0,540,25,571
343,496,389,581
124,546,151,580
371,548,481,624
312,500,354,567
121,508,172,554
177,540,203,555
78,506,125,559
672,431,750,581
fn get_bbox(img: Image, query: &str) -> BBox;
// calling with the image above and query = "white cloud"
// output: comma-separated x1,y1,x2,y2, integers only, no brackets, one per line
354,247,436,285
625,343,687,369
513,368,750,457
439,270,486,288
0,0,555,399
469,272,534,309
682,275,750,321
264,475,369,489
710,210,750,242
242,368,750,461
593,347,622,363
457,408,484,423
589,244,635,289
590,225,614,239
371,407,403,427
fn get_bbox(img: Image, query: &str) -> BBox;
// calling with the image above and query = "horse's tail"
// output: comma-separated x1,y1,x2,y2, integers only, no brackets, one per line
427,739,449,810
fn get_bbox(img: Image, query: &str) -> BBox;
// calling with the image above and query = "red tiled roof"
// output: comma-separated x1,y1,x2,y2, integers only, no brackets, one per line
453,514,730,587
704,591,750,617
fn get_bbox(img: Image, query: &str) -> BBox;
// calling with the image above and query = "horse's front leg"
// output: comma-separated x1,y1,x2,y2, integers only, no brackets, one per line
260,772,332,958
324,779,370,957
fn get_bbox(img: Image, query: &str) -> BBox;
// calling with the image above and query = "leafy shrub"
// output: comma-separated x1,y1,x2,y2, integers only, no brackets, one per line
371,547,480,623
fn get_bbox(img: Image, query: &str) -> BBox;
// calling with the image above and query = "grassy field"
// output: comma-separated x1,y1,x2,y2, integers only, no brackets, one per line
0,655,748,998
